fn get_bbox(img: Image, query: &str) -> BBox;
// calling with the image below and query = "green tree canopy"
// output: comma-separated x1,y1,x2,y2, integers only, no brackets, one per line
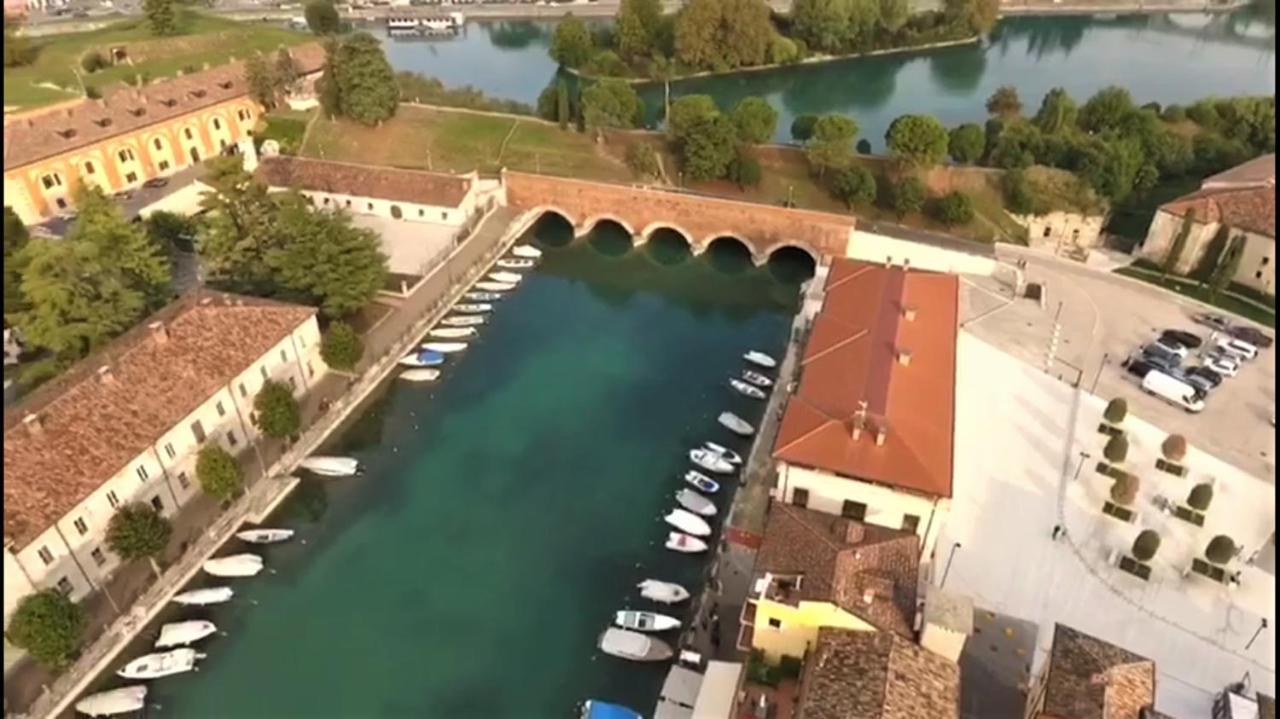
106,502,172,562
626,142,662,179
144,210,196,257
679,113,738,181
6,591,85,669
253,379,302,439
1033,87,1078,135
1001,168,1043,215
304,0,341,34
885,174,926,217
879,0,909,31
727,149,763,188
1205,535,1237,564
321,320,363,370
829,165,876,208
932,191,975,226
1132,530,1160,562
1104,433,1129,463
245,53,279,110
731,97,778,144
267,195,389,318
886,114,950,167
616,0,662,60
667,94,720,141
791,114,819,142
276,47,300,92
985,85,1022,118
4,205,30,316
4,20,39,68
197,444,243,501
143,0,178,36
1078,86,1136,134
1187,483,1213,512
674,0,775,70
332,32,398,126
1162,209,1196,277
792,0,849,53
581,79,645,132
550,14,594,67
948,123,985,164
806,114,860,176
1103,397,1128,424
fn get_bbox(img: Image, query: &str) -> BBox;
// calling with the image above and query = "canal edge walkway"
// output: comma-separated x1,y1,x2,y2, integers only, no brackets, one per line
21,205,526,719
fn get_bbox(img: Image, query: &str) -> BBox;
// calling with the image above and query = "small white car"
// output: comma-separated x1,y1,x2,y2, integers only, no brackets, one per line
1216,337,1258,361
1151,339,1190,359
1204,355,1240,377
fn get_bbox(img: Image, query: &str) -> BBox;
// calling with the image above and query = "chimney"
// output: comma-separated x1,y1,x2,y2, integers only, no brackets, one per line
902,305,917,322
96,365,116,385
897,348,912,367
149,321,169,344
851,399,869,441
844,522,866,544
22,413,42,437
863,588,875,604
884,255,893,268
874,424,887,446
903,258,911,272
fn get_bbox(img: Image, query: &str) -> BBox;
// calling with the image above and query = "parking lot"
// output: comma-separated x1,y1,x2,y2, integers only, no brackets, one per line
961,248,1276,481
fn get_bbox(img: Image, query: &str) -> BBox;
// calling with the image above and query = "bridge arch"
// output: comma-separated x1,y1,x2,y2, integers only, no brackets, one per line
765,243,819,283
527,206,579,247
581,214,637,238
640,221,695,248
763,241,820,266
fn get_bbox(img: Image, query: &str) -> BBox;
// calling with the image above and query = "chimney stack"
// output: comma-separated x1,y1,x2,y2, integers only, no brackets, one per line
96,365,115,385
149,321,169,344
844,522,866,544
851,399,869,441
863,588,875,605
884,255,893,268
897,349,912,367
902,305,917,322
875,424,887,446
903,258,911,272
22,413,43,437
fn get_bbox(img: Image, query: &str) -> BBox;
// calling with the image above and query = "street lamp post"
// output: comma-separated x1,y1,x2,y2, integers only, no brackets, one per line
940,542,961,589
1090,352,1109,393
1246,618,1268,651
1073,451,1091,482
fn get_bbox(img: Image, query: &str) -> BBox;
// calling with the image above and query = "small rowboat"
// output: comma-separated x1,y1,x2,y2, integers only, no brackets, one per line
488,271,523,284
202,554,264,578
664,508,712,537
684,470,720,494
718,411,755,436
744,351,777,369
300,456,361,476
496,258,535,269
117,648,205,680
441,315,486,327
399,350,444,367
666,532,709,554
598,627,674,662
399,368,441,382
703,441,743,465
637,579,691,604
452,303,493,314
171,586,233,606
235,528,294,544
614,610,681,632
422,342,467,354
676,488,717,517
155,620,217,648
729,378,767,400
428,327,476,339
690,448,734,475
512,244,543,259
474,281,516,292
463,291,503,302
75,686,148,717
741,370,774,388
582,700,643,719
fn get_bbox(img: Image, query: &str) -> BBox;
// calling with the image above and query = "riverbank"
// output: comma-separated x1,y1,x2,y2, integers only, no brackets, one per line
998,0,1250,14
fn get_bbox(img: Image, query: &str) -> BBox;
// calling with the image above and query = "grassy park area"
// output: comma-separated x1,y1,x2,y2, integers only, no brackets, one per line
1114,264,1276,328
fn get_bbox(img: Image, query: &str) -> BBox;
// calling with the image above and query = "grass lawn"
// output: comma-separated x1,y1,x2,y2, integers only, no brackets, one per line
1114,265,1276,328
258,111,312,154
4,11,309,110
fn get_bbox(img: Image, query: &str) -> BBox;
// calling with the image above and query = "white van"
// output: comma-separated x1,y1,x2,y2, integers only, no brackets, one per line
1142,370,1206,413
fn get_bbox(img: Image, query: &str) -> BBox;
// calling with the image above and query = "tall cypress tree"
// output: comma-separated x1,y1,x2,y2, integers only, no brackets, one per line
1162,209,1195,278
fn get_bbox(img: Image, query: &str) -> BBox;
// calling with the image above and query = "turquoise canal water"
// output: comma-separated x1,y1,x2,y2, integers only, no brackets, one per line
140,221,807,718
378,9,1275,148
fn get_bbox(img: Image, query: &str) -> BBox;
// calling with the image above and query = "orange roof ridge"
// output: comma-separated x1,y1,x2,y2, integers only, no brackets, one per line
803,327,869,365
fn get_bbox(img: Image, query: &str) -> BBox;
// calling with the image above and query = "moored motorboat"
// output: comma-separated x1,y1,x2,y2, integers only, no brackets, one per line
729,378,767,400
399,350,445,368
171,586,233,606
664,508,713,537
202,554,264,578
741,370,774,388
689,448,734,475
597,627,674,662
675,488,717,517
512,244,543,259
235,528,295,544
474,281,516,292
75,686,147,717
581,700,643,719
399,368,441,382
452,302,493,313
117,648,206,680
496,258,535,269
155,620,217,649
422,341,467,354
299,455,361,477
488,271,523,284
683,470,721,494
637,579,691,604
463,291,503,302
743,351,777,368
702,441,743,465
428,327,477,339
666,532,709,553
614,610,681,633
717,411,755,436
441,315,486,327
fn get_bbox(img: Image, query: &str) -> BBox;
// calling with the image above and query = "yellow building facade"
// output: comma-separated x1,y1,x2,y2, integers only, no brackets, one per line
748,596,877,663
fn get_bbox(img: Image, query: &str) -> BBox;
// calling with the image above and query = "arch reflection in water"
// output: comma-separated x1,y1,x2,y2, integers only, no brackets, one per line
587,220,634,257
645,228,693,266
767,246,818,284
532,211,574,247
704,237,754,274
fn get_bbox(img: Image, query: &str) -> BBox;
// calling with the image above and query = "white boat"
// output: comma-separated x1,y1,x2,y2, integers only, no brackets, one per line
675,488,717,517
512,244,543,259
422,341,468,354
171,586,233,606
299,455,360,476
741,370,774,388
637,579,691,604
664,508,713,537
665,532,709,554
718,411,755,436
202,554,264,578
386,16,418,29
155,620,217,649
729,378,767,400
496,258,535,269
441,315,486,327
683,470,720,494
488,271,523,284
474,281,516,292
117,648,205,680
690,448,734,475
235,528,294,544
743,351,777,369
428,327,477,339
399,350,444,368
75,686,147,717
399,368,442,382
452,302,494,313
702,441,743,465
614,610,681,632
463,291,503,302
598,627,674,662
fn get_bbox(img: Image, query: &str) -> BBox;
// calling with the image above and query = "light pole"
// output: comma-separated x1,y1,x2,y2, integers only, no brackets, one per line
1073,451,1091,482
1246,618,1268,651
940,542,961,589
1090,352,1109,393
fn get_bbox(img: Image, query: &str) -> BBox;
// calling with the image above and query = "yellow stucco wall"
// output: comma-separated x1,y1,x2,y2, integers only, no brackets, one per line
751,598,876,663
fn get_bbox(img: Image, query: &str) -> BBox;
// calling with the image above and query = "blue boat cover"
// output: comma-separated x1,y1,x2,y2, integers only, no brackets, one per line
418,350,445,365
584,700,643,719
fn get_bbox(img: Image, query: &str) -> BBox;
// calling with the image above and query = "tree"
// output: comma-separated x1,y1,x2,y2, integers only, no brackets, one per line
550,14,594,68
245,53,278,110
1001,168,1041,215
932,191,975,226
305,0,341,34
581,79,644,133
1103,397,1128,424
792,0,848,53
768,35,799,64
1104,434,1129,463
626,142,661,179
254,379,302,439
4,205,30,316
556,79,571,130
321,321,363,370
197,158,285,295
143,0,178,36
879,0,909,31
81,50,108,73
791,114,819,142
947,0,997,33
829,165,876,208
1160,210,1195,278
727,150,763,188
4,20,39,68
675,0,774,71
267,196,389,317
948,123,985,164
1034,87,1078,135
616,0,662,60
1187,483,1214,512
1207,234,1245,302
1205,535,1237,564
585,49,628,77
275,48,300,94
1078,86,1136,134
197,444,243,501
856,139,872,155
1109,472,1138,505
806,114,859,177
680,113,738,181
73,187,171,308
1161,434,1188,462
144,210,196,257
731,97,778,145
882,174,925,218
886,114,949,167
1077,137,1145,202
333,33,398,125
986,85,1022,119
1131,530,1160,562
667,94,720,141
106,503,172,575
6,591,85,669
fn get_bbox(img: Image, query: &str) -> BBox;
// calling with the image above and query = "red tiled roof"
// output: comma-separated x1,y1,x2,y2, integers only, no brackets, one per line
1202,153,1275,189
256,156,474,208
1160,185,1276,239
1038,624,1157,719
796,628,960,719
773,259,958,498
3,290,316,549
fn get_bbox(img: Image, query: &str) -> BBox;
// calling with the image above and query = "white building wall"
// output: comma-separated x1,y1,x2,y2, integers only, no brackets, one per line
3,548,37,629
1016,211,1106,255
845,230,997,276
1235,230,1276,295
296,179,480,229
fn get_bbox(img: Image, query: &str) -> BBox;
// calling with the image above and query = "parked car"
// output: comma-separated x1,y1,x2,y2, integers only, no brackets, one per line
1174,370,1216,395
1215,337,1258,361
1204,355,1240,378
1186,365,1225,388
1160,329,1203,349
1228,325,1273,349
1193,313,1233,331
1124,358,1158,379
142,177,169,189
1142,370,1206,413
1151,338,1190,359
1142,343,1183,367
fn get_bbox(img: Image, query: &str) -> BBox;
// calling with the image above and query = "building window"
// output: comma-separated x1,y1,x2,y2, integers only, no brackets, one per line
216,400,226,418
767,618,782,629
219,139,228,151
367,202,374,211
177,472,190,489
441,212,448,221
1262,257,1271,266
288,375,297,390
154,137,163,150
280,349,288,363
91,548,107,566
184,128,194,140
41,173,62,190
107,490,120,509
212,118,222,131
307,362,315,378
164,442,176,459
902,514,921,533
322,197,331,206
841,500,867,521
56,577,74,596
418,209,425,218
84,161,96,174
390,205,403,219
227,430,238,448
150,496,164,513
38,546,54,565
55,197,68,209
136,464,149,482
191,420,207,444
1257,271,1264,279
345,200,351,208
159,160,170,172
189,147,201,163
792,488,809,508
1042,226,1051,238
73,517,88,536
117,148,135,163
260,366,269,380
299,335,307,348
125,171,138,184
239,382,248,398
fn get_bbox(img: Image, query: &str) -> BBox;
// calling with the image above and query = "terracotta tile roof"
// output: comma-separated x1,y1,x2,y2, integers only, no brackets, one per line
1260,694,1276,719
754,501,920,637
1160,185,1276,239
773,259,958,498
3,290,316,549
1202,154,1275,189
2,44,325,171
1038,624,1157,719
256,156,474,208
796,628,959,719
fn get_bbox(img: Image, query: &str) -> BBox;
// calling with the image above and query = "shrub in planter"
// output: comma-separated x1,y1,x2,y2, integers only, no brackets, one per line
1103,398,1127,424
1187,483,1213,511
1131,529,1160,562
1109,472,1139,505
1103,434,1129,464
1205,535,1237,564
1161,434,1188,462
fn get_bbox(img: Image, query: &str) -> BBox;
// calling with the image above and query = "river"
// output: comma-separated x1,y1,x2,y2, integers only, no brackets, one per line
133,223,807,718
378,8,1275,148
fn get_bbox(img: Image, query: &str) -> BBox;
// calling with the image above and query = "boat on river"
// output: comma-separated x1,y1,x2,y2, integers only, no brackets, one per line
614,610,681,633
729,378,767,400
428,327,476,339
581,700,643,719
473,281,516,292
441,315,486,327
675,488,717,517
741,370,774,388
637,579,690,604
171,586,233,606
743,351,777,369
683,470,720,494
75,686,148,717
664,508,712,537
422,341,467,354
665,532,708,554
597,627,674,662
463,291,503,302
690,448,734,475
488,271,523,284
155,620,217,649
718,411,755,436
399,368,441,383
235,528,294,545
512,244,543,259
202,554,264,578
300,455,361,477
703,441,743,465
452,302,493,313
117,648,206,680
399,350,445,368
496,258,535,269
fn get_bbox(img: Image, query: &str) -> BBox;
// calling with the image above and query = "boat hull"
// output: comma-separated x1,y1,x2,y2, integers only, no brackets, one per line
452,303,493,313
744,351,777,368
729,379,767,400
717,411,755,436
666,532,709,553
299,456,360,476
703,441,743,465
171,586,233,606
155,620,217,649
117,648,204,680
598,628,674,662
235,528,294,544
665,509,712,537
473,281,516,292
399,351,445,368
675,488,717,517
496,259,535,269
463,291,502,302
202,554,264,578
399,368,441,382
683,471,721,494
689,449,734,475
511,244,543,259
441,315,485,327
421,342,467,353
637,579,691,604
742,370,774,387
75,686,148,717
488,271,523,283
427,327,476,339
614,610,681,632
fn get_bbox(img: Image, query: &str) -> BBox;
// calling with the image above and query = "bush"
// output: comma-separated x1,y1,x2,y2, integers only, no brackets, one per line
948,123,985,164
1161,434,1187,462
829,165,876,209
106,503,172,562
1109,472,1139,505
778,654,803,679
197,445,243,501
790,114,818,142
6,591,86,669
746,649,780,686
145,210,196,254
1001,168,1041,216
727,151,762,188
625,143,661,179
1103,434,1129,463
856,139,872,155
1187,483,1213,511
585,49,628,77
1162,104,1187,123
321,321,363,371
1103,397,1128,424
253,379,301,439
931,191,975,227
1131,529,1160,562
80,50,109,73
84,85,102,100
884,175,926,218
1205,535,1237,564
